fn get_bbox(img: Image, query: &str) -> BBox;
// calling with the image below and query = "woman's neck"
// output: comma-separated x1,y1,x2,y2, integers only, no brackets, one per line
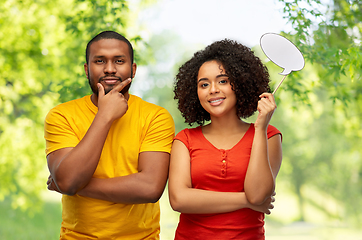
204,114,248,135
201,114,250,150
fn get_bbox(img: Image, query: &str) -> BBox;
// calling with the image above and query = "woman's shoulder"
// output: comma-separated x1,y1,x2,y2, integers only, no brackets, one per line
249,123,282,139
175,126,202,138
267,124,282,139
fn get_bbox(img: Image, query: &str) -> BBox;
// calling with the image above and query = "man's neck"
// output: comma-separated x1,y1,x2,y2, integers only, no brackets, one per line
91,92,130,107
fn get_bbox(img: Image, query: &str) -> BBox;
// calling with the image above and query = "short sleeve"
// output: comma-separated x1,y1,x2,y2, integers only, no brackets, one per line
174,129,190,149
44,107,79,155
140,108,175,154
267,125,282,141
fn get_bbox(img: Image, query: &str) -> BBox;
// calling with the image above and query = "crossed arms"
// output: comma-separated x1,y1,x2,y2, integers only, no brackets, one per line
168,93,282,215
46,80,171,204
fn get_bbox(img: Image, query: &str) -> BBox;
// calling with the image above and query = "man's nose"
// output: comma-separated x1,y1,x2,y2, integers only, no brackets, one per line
104,61,116,74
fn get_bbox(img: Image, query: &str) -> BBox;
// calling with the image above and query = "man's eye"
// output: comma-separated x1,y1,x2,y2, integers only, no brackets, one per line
95,60,104,63
116,59,124,63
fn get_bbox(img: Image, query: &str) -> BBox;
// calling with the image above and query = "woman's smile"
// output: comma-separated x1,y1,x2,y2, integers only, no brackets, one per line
197,60,237,118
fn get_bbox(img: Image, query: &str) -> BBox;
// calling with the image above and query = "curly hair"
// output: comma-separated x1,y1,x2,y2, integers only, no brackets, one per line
174,39,271,126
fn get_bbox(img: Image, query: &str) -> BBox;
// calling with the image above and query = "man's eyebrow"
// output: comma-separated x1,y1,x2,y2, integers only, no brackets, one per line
93,55,127,58
197,74,228,82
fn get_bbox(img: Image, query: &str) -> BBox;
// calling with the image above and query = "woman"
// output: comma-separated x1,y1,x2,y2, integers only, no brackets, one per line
169,39,282,239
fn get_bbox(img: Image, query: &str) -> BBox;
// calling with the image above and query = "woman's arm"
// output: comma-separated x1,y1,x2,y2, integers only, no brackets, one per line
168,139,274,214
244,93,283,205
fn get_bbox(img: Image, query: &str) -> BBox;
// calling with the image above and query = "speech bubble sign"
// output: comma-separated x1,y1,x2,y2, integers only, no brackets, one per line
260,33,305,75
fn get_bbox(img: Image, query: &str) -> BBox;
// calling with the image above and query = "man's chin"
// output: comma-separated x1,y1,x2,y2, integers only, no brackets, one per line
91,81,131,96
104,87,113,95
99,83,131,95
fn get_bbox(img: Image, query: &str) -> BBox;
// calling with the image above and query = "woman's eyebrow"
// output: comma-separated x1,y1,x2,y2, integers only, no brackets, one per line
198,78,208,82
198,74,228,82
216,74,228,78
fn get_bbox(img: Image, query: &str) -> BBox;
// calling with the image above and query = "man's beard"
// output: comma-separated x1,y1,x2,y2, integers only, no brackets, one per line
88,72,132,96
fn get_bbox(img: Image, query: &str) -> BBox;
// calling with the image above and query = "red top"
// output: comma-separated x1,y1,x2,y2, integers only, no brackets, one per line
174,124,281,240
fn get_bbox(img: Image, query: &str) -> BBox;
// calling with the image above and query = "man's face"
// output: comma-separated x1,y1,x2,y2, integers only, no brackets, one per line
84,39,136,96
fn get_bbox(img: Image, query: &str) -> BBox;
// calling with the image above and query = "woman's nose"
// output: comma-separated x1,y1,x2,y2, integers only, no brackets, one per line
209,82,220,94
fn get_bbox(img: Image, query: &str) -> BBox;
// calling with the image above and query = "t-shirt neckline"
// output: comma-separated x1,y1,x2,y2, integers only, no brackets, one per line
196,123,253,152
85,94,135,113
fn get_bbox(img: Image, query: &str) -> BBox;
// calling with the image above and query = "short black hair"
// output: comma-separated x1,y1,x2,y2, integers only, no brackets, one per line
85,31,134,64
174,39,271,126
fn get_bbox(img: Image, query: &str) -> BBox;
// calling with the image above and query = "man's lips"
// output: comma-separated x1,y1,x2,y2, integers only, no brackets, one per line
100,76,122,85
103,79,119,85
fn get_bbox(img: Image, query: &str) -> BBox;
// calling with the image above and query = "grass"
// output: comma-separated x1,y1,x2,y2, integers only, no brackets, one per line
0,197,62,239
1,190,361,240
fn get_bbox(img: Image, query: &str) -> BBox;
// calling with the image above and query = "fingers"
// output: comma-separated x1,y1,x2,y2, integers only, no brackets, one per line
269,192,276,203
47,176,53,190
265,200,275,215
265,193,276,215
111,78,132,94
266,203,274,215
259,92,273,99
97,83,105,98
47,175,52,185
258,93,276,108
257,93,277,122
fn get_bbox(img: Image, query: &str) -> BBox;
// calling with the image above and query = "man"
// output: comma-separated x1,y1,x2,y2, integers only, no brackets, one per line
45,31,175,239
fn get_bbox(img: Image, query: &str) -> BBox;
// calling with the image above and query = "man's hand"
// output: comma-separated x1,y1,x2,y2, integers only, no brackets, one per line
97,78,132,122
47,175,61,193
46,78,132,196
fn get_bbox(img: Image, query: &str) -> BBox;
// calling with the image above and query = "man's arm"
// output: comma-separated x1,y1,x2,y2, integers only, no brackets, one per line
47,80,131,195
74,151,170,204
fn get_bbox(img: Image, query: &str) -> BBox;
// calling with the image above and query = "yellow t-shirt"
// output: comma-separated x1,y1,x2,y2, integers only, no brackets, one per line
44,94,175,239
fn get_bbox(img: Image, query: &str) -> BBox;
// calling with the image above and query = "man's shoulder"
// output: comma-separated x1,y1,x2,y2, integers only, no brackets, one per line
51,95,90,111
46,95,93,121
130,94,169,114
129,95,174,129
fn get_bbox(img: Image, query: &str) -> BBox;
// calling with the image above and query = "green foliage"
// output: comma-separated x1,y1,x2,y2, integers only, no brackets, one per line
0,0,154,212
277,0,362,226
132,30,204,133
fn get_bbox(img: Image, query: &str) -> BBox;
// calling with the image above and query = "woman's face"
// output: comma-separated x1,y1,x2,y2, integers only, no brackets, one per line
197,60,237,118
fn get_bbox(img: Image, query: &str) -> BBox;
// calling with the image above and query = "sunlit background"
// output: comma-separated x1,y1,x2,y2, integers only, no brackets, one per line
1,0,362,239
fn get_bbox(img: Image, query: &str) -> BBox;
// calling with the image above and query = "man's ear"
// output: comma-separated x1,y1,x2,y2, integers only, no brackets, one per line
84,63,89,79
131,63,137,79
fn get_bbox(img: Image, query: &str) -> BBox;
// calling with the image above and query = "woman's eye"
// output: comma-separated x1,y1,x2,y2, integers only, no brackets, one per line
201,83,209,88
220,79,228,84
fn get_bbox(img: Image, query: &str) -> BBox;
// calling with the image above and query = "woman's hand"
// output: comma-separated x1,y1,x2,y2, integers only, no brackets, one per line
254,92,277,131
248,192,276,215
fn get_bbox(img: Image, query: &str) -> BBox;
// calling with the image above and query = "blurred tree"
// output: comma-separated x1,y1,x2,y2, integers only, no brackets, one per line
131,30,205,133
0,0,156,211
275,0,362,225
